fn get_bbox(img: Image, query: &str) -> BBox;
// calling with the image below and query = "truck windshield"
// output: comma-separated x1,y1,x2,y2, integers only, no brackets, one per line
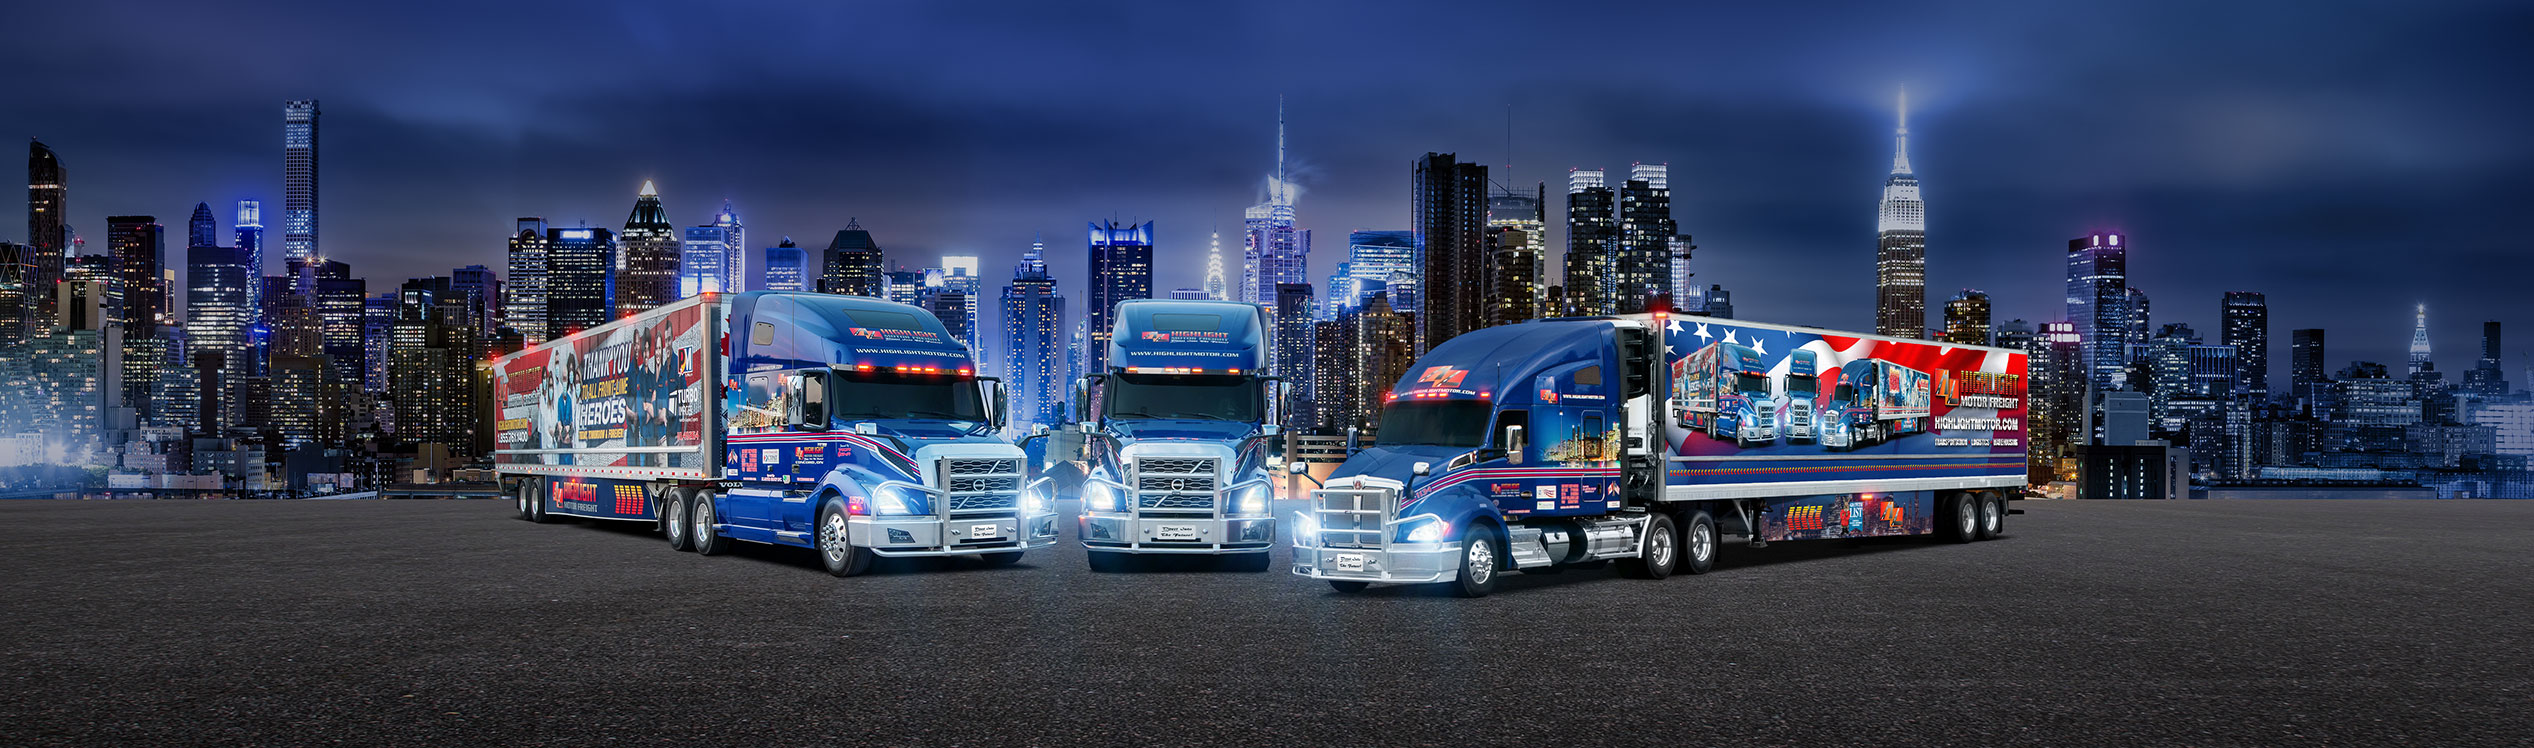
1736,372,1771,396
1834,384,1858,404
1786,373,1817,395
1105,373,1261,422
1374,401,1493,448
830,371,986,423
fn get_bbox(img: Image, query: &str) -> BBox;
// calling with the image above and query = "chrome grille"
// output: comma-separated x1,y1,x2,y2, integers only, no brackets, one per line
938,457,1023,516
1136,475,1217,493
946,458,1020,475
1138,493,1217,511
949,493,1018,511
950,475,1020,493
1311,487,1390,549
1135,457,1216,475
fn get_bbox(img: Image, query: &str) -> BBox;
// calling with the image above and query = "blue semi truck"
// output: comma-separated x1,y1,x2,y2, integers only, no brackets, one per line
493,291,1058,576
1292,313,2026,596
1065,299,1279,572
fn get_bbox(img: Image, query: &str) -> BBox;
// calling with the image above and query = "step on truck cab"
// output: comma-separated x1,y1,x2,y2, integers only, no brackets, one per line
1292,313,2026,596
1067,300,1279,572
492,292,1058,576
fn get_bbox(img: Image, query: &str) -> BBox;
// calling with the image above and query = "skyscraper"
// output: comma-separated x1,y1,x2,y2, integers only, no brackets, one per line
311,260,366,387
1564,168,1614,317
1941,289,1991,345
2464,321,2508,397
2066,233,2129,390
1243,108,1312,308
450,264,501,336
1412,153,1486,353
2408,304,2433,377
1667,234,1699,304
1486,182,1545,325
0,242,34,350
2221,291,2269,397
763,238,807,292
680,200,744,297
1274,282,1315,428
1874,91,1927,339
2127,287,2151,344
545,225,616,339
1329,230,1414,314
1614,163,1675,313
183,244,256,398
27,140,68,332
820,219,884,297
2290,328,2327,403
930,256,982,353
235,201,264,329
1085,220,1153,373
504,218,550,344
616,181,678,315
106,216,165,336
1001,240,1066,426
187,203,218,251
1203,230,1228,301
282,100,320,264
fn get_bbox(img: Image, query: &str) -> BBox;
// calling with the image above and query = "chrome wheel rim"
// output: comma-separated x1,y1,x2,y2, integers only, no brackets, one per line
1647,525,1674,569
1466,538,1494,585
821,512,850,566
1984,501,2001,533
1958,501,1975,535
1691,523,1713,563
665,498,685,543
692,494,714,544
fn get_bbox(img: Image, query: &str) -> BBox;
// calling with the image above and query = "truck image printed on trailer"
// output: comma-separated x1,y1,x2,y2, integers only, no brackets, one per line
1673,340,1776,447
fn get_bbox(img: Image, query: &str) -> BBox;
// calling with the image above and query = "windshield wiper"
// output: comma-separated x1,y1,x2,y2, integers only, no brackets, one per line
1109,411,1166,419
903,410,976,420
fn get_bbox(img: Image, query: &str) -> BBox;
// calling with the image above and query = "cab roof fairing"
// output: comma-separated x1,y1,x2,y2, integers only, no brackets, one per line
1104,299,1267,373
726,291,975,374
1388,320,1613,405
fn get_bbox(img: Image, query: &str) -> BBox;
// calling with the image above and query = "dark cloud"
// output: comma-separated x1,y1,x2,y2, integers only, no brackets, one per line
5,0,2527,377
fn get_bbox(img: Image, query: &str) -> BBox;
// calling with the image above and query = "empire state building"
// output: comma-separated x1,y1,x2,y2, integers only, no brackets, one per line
1874,91,1927,339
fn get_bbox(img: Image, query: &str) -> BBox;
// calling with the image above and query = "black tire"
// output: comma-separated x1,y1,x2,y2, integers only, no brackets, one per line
1977,493,2005,540
1327,580,1370,593
977,551,1024,567
1223,552,1272,573
1086,551,1133,573
1449,526,1501,598
527,481,556,524
691,491,732,556
512,481,534,521
1617,513,1679,580
1942,493,1976,544
1679,509,1718,575
813,501,872,575
662,489,693,552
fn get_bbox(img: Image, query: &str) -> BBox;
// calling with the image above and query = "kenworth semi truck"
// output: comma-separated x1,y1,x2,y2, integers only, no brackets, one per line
1291,313,2024,596
492,291,1057,576
1063,299,1279,572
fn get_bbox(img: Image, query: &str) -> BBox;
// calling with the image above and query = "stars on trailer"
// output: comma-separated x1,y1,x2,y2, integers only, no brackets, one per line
1723,329,1739,345
1666,318,1685,334
1693,322,1713,343
1751,337,1767,355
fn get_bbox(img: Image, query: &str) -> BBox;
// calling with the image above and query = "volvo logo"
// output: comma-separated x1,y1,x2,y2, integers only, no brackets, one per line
1170,478,1188,492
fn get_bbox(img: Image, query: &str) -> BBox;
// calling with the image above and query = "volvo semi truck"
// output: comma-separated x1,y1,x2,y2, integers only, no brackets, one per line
492,291,1057,576
1064,299,1278,572
1818,357,1933,450
1292,313,2024,596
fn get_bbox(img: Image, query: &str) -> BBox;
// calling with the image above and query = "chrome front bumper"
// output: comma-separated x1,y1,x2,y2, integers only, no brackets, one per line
850,513,1059,557
1081,514,1275,553
1291,542,1458,583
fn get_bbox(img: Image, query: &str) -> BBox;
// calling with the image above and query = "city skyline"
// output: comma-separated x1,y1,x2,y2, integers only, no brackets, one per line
5,1,2527,374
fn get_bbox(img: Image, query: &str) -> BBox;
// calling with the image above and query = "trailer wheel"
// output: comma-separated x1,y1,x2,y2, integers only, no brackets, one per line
692,491,732,556
814,502,872,576
512,481,533,521
1680,510,1718,575
1977,493,2004,540
527,480,556,524
662,489,693,552
1327,580,1370,593
1617,513,1678,579
1943,493,1976,544
1224,552,1272,573
1450,526,1501,598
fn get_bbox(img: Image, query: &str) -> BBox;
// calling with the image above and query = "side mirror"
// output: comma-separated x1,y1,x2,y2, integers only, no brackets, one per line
1030,423,1049,437
1411,461,1432,477
1262,424,1282,437
1287,461,1308,475
1504,425,1524,465
1345,426,1360,455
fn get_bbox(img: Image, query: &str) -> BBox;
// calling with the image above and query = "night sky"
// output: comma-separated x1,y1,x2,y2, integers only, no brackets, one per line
8,1,2529,384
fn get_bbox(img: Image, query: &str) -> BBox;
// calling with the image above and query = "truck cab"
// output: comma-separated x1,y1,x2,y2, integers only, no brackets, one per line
1782,349,1819,443
1069,300,1279,572
1675,339,1776,447
717,292,1057,575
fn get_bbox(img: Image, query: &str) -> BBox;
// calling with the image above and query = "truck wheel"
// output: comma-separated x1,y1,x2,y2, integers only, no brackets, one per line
1087,551,1133,573
1224,552,1272,573
1617,513,1678,579
527,481,555,524
1450,527,1501,598
512,482,533,520
1327,580,1370,593
1977,493,2005,540
815,503,872,576
977,551,1024,567
1680,510,1717,575
662,489,693,551
692,491,732,556
1944,493,1976,544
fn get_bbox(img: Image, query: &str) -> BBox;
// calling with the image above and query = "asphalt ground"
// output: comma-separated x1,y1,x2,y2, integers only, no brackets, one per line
2,498,2528,747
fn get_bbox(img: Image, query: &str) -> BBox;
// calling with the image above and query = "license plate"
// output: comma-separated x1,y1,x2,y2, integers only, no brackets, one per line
968,523,1001,539
1333,553,1365,570
1156,524,1199,541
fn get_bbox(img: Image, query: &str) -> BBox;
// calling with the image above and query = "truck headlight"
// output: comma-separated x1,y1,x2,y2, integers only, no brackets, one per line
1291,512,1318,548
1395,515,1448,544
1021,481,1051,514
871,484,931,516
1227,481,1272,517
1085,480,1124,513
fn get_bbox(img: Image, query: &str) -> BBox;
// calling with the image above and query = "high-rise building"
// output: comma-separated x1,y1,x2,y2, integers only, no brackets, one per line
1203,230,1228,302
27,140,68,331
1564,168,1614,317
1412,153,1487,353
310,260,365,387
2221,291,2269,398
187,203,218,253
680,201,745,297
1941,289,1992,345
1311,292,1415,434
1701,284,1735,320
183,244,257,396
1085,220,1153,373
1001,240,1066,426
1614,163,1675,313
2290,328,2327,410
31,281,124,456
1486,182,1546,325
1874,91,1927,339
1274,282,1315,428
820,219,884,297
106,216,165,335
762,238,807,292
2066,233,2129,391
545,225,616,339
504,218,550,344
2464,321,2508,397
883,267,925,306
1667,234,1699,305
925,256,983,353
235,200,264,328
2127,287,2151,344
450,264,500,336
1169,289,1209,300
1243,101,1310,307
0,242,35,348
363,293,394,393
389,284,481,454
282,100,320,264
616,181,678,315
1329,230,1414,314
2408,304,2433,377
2023,321,2085,484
